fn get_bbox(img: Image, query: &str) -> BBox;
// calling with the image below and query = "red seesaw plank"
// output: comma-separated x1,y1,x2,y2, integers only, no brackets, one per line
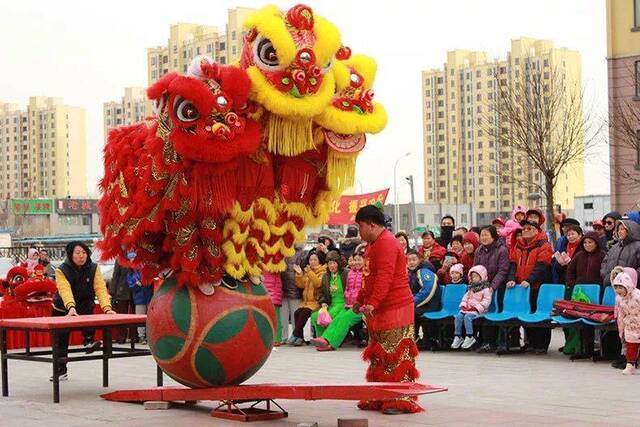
0,314,147,330
101,382,447,403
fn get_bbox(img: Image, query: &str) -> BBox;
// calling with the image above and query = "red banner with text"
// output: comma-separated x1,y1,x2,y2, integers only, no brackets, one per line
327,189,389,225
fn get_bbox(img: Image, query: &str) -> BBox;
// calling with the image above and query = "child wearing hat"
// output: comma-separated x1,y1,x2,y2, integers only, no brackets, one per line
448,263,465,284
451,265,493,350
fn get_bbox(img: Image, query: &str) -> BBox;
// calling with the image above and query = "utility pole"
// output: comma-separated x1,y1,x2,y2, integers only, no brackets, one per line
406,175,418,243
393,152,411,233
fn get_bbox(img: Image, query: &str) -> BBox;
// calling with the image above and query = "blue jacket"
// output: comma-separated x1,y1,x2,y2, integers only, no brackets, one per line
409,262,441,312
551,235,568,283
127,270,153,305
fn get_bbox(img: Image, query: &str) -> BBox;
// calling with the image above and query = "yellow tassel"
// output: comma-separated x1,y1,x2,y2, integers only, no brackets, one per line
280,243,295,258
264,239,282,256
326,150,357,195
263,259,287,273
251,219,272,241
256,198,277,223
231,202,253,224
245,237,266,258
267,114,315,156
222,241,246,279
223,220,249,244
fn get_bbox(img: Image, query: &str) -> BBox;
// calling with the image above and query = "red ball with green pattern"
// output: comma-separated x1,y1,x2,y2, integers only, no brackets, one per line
147,277,276,387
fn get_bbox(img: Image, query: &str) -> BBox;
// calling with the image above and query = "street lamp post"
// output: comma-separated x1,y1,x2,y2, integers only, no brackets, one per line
393,152,411,232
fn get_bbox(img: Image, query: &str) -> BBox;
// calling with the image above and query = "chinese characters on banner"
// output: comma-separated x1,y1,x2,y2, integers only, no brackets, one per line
11,199,54,215
326,189,389,225
55,199,98,214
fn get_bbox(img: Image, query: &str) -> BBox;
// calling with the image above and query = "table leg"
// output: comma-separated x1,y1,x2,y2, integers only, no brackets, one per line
103,328,112,388
51,330,60,404
1,328,8,397
25,330,31,356
157,365,163,387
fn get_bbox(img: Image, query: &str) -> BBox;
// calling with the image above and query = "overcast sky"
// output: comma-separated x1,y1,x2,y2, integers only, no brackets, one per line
0,0,609,203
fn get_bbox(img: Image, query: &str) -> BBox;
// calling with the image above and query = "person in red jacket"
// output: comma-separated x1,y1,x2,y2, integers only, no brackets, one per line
461,231,479,274
418,230,446,270
353,205,422,415
507,219,553,353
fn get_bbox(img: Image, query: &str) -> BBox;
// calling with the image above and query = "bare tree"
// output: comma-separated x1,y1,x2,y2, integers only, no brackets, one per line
482,61,602,241
608,68,640,200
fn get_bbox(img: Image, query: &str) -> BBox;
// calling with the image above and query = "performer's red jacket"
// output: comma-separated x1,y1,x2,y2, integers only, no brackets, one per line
358,229,414,331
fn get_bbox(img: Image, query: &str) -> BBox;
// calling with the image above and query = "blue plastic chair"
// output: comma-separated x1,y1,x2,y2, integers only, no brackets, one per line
518,284,565,323
552,284,602,324
581,286,616,326
476,290,499,318
424,284,466,320
484,285,531,322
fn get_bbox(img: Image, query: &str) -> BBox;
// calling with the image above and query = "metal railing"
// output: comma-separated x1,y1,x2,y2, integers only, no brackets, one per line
0,246,69,262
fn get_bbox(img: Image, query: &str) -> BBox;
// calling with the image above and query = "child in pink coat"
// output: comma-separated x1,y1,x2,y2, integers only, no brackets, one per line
499,205,527,249
263,272,284,345
451,265,493,350
612,267,640,375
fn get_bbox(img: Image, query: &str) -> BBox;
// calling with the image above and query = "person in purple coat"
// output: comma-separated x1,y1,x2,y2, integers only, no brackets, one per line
473,225,510,352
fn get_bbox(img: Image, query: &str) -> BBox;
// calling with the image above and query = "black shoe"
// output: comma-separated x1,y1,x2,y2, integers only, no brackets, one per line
611,357,627,370
84,340,102,354
476,343,494,353
49,369,68,382
534,348,548,355
522,344,536,354
382,408,405,415
495,345,508,355
358,339,368,348
557,346,564,353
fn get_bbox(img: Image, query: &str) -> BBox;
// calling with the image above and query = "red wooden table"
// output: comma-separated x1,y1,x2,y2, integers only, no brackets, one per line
0,314,162,403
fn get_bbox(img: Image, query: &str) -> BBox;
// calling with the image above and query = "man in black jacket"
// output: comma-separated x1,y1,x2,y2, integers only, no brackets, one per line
109,261,134,343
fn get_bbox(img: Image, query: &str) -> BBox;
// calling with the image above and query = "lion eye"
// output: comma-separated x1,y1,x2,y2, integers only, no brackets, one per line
174,96,200,122
254,36,280,70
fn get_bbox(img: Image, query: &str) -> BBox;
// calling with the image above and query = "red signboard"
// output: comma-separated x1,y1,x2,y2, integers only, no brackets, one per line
55,199,98,214
327,189,389,225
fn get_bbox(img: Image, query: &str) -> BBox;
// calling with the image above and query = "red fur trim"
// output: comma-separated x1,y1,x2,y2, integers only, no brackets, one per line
147,73,179,100
218,65,252,107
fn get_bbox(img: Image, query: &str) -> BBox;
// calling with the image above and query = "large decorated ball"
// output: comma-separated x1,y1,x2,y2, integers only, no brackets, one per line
147,277,276,388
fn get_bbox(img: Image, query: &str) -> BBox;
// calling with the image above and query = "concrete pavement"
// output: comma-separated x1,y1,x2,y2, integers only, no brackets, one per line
0,330,638,426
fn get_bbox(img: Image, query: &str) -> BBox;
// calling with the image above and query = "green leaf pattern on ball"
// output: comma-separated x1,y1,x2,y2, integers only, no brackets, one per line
195,348,225,385
252,310,274,349
154,336,185,360
203,309,249,344
154,276,176,298
172,286,191,334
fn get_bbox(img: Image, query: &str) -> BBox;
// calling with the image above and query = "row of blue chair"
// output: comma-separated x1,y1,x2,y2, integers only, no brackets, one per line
423,283,616,328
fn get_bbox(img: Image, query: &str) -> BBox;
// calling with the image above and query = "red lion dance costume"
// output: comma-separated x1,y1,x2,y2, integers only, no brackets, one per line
98,3,419,412
0,265,58,348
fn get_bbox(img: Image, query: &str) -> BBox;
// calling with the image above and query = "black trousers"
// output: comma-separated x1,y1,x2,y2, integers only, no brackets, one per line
112,299,136,343
52,299,96,372
292,307,312,338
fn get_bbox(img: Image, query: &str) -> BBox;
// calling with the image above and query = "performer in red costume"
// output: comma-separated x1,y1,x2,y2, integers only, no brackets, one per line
353,205,423,415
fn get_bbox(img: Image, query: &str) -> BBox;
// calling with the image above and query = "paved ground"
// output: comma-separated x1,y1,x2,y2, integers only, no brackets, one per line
1,330,638,426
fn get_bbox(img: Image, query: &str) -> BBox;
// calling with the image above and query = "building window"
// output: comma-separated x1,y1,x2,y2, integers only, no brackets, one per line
583,202,594,210
418,214,425,224
636,0,640,28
